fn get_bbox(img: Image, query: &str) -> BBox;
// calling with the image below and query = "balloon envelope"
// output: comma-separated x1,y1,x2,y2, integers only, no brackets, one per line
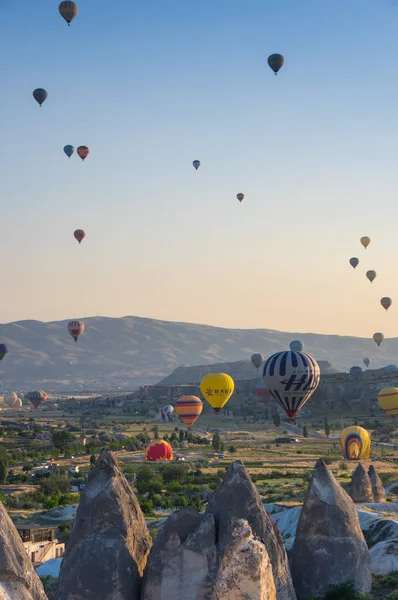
160,405,174,423
200,373,234,412
349,366,363,375
360,236,371,249
381,297,392,311
74,229,86,244
175,395,203,427
64,145,75,158
145,440,173,461
59,1,78,24
251,353,263,369
366,270,376,283
289,340,303,352
349,257,359,269
255,380,271,401
67,320,84,342
193,160,200,170
237,193,244,202
26,391,48,409
373,332,384,346
340,426,370,460
0,344,8,362
262,350,320,418
378,387,398,417
77,146,90,161
268,53,284,74
363,357,371,368
4,392,18,408
33,89,48,106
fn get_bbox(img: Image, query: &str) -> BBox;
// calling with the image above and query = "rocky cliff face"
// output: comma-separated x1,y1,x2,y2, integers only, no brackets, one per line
350,463,374,503
56,449,152,600
368,465,386,502
0,502,48,600
290,459,372,599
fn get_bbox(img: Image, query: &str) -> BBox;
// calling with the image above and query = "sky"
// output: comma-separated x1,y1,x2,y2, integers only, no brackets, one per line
1,0,398,338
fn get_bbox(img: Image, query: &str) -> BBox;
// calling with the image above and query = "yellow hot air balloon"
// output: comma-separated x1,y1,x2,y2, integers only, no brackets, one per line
373,332,384,346
378,387,398,417
360,236,371,249
175,396,203,427
200,373,234,412
340,426,371,460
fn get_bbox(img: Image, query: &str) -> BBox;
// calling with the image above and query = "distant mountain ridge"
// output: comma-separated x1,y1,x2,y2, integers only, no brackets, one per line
0,315,397,391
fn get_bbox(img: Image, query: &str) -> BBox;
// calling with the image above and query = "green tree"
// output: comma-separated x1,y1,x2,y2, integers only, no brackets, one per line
52,430,76,451
303,425,309,438
40,470,70,496
152,425,159,440
0,448,8,485
324,416,331,438
228,445,237,453
179,429,184,442
90,454,96,468
273,412,281,427
212,432,221,452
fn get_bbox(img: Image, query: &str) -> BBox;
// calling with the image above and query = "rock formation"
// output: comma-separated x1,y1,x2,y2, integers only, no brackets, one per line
142,460,292,600
0,502,48,600
141,508,218,600
212,519,277,600
368,465,386,502
369,538,398,574
290,459,372,600
56,449,152,600
350,463,374,503
206,460,296,600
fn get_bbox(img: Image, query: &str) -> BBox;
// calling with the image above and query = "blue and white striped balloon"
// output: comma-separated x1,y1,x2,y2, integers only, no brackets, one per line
262,350,320,418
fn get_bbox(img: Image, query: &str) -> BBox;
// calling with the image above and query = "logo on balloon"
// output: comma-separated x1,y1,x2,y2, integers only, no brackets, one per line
205,387,213,397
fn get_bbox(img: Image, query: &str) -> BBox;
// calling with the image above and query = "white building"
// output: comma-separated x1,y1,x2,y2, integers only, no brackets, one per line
16,524,65,566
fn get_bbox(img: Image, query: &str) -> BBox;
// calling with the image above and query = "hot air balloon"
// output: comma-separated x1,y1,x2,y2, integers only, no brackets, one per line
4,392,18,408
255,380,271,402
381,297,392,311
340,426,371,460
77,146,90,161
145,440,173,461
200,373,234,412
262,350,320,418
193,160,201,170
363,357,371,368
15,398,22,408
64,145,75,158
0,344,8,362
290,340,303,352
236,193,244,203
175,396,203,427
360,236,371,249
26,391,48,409
160,405,174,423
67,320,84,342
349,257,359,269
74,229,86,244
59,1,78,25
33,89,48,106
251,353,263,370
373,332,384,346
349,366,363,376
268,53,284,74
378,387,398,418
366,270,376,283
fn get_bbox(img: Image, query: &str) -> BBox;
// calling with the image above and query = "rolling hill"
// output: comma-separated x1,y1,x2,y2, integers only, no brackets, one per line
0,315,396,391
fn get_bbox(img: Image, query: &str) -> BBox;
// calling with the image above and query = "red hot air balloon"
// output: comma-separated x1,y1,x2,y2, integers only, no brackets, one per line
67,320,85,342
74,229,86,244
145,440,173,461
77,146,90,161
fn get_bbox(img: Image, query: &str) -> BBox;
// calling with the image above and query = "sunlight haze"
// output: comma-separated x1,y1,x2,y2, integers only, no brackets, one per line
1,0,398,338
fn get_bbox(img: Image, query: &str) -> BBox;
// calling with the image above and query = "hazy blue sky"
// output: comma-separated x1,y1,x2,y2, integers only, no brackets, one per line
1,0,398,337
